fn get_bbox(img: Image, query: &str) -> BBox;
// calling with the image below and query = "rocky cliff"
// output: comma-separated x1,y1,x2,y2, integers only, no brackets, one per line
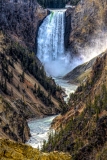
66,0,107,56
0,0,48,51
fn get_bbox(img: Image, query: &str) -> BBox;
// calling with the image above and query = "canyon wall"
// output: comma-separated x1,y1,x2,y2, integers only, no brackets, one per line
0,0,48,51
66,0,107,55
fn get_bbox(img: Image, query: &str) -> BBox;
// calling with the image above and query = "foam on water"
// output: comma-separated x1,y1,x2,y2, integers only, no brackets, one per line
26,116,56,149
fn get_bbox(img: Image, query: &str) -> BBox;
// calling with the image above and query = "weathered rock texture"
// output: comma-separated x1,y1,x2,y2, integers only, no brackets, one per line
67,0,107,55
0,0,48,51
0,138,72,160
0,97,30,143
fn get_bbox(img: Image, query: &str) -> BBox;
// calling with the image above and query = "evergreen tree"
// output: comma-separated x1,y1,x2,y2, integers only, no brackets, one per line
37,0,80,8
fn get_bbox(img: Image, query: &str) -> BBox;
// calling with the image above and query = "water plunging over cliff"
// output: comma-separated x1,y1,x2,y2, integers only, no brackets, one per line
37,10,75,77
37,10,65,60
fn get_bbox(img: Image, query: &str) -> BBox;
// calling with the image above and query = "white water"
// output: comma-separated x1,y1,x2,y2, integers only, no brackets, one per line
54,78,77,101
26,80,77,149
37,10,65,62
37,10,65,77
26,116,56,149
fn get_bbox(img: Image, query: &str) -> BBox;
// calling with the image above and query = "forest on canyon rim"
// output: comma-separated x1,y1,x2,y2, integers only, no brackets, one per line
37,0,80,8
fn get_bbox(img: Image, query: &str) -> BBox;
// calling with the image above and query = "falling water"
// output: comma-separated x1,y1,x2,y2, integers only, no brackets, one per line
37,10,65,61
37,9,79,97
37,10,75,77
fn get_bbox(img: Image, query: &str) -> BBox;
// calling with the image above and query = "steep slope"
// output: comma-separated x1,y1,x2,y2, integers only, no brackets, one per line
0,30,63,141
43,52,107,160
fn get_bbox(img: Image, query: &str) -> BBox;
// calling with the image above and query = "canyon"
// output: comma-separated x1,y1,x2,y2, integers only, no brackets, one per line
1,0,107,159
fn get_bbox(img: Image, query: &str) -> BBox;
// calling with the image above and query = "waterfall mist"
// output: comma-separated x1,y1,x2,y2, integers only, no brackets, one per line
77,33,107,62
37,10,107,77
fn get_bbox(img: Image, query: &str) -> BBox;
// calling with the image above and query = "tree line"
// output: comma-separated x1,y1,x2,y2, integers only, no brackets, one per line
37,0,80,8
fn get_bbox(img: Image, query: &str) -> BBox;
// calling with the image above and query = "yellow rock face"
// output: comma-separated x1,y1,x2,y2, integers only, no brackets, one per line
0,139,72,160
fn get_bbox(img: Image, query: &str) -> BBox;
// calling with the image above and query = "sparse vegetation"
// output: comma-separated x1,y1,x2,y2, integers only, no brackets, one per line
4,40,63,102
0,33,63,107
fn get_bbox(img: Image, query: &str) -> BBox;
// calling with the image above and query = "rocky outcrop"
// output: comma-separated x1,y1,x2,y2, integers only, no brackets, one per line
0,0,48,51
67,0,107,55
0,138,72,160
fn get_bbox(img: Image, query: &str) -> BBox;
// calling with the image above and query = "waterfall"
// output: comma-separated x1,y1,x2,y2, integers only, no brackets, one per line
37,10,71,77
37,9,107,78
37,10,83,77
37,10,65,61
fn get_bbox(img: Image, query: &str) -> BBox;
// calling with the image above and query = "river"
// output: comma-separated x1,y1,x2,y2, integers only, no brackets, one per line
26,78,77,149
54,78,77,101
26,115,57,149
